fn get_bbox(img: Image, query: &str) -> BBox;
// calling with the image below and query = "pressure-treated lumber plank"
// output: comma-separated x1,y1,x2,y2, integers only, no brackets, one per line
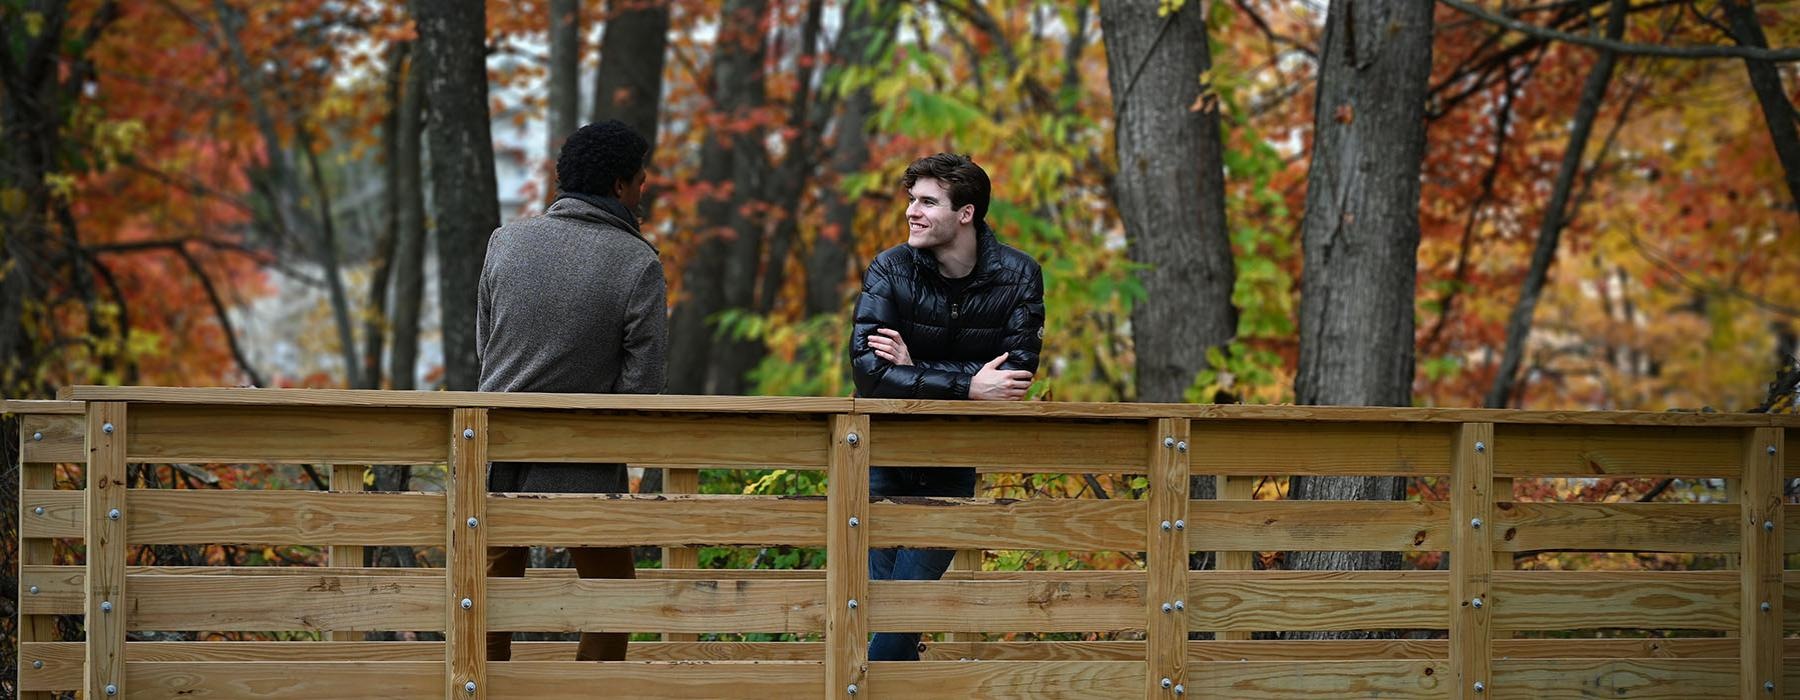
867,579,1145,633
4,398,84,413
868,416,1146,471
1186,500,1449,552
1188,421,1455,476
1451,423,1494,700
125,573,445,631
1492,424,1742,478
18,489,82,538
486,578,826,634
20,413,82,462
448,408,487,699
1741,427,1782,697
1186,660,1449,698
1185,571,1450,632
86,402,127,699
18,429,64,700
1213,472,1258,642
129,661,442,698
1489,570,1738,630
1490,657,1738,699
1494,502,1738,553
487,410,829,466
485,493,825,547
487,661,823,700
826,413,870,697
127,404,448,464
659,467,702,644
1146,418,1188,697
131,490,446,545
853,396,1800,427
327,464,369,642
868,497,1143,551
866,660,1143,699
66,385,852,413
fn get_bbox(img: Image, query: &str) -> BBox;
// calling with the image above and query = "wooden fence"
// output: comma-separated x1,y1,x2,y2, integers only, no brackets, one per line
9,386,1797,698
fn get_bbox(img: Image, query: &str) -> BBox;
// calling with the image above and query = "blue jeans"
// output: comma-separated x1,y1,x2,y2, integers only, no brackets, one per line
867,467,976,661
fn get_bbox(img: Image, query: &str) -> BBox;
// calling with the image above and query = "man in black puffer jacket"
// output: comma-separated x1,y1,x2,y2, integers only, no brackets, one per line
849,152,1044,661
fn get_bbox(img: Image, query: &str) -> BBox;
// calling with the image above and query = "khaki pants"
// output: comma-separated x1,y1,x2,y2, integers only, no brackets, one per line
485,545,636,661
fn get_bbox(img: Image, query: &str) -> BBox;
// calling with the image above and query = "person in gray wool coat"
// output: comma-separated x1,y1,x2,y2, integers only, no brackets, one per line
477,120,667,662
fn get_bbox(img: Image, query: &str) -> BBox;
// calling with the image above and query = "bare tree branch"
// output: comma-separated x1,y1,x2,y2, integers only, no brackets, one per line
1439,0,1800,61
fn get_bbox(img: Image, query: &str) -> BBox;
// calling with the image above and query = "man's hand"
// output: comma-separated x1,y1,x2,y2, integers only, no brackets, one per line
868,328,913,366
969,354,1032,401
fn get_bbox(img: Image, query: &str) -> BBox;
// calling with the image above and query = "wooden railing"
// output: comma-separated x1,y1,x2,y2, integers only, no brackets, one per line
9,386,1797,699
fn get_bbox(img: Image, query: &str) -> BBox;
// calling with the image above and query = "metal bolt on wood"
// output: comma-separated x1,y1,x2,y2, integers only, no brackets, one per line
31,431,42,441
463,428,475,440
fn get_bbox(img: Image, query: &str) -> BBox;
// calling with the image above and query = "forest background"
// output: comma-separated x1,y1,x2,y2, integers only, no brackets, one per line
2,0,1797,687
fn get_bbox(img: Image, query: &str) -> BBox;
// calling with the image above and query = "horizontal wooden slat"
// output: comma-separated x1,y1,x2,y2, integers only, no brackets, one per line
1187,660,1449,698
128,490,445,545
1493,424,1742,478
869,417,1146,471
1186,571,1449,632
22,570,446,631
855,396,1800,426
488,410,829,466
19,413,82,462
1186,500,1449,552
4,398,84,413
129,661,441,698
488,661,822,699
488,578,825,634
128,404,447,464
66,385,853,413
867,580,1144,633
1491,571,1738,631
1495,502,1738,553
486,493,826,547
1189,421,1454,476
866,660,1142,699
1491,657,1738,698
20,489,82,538
868,497,1144,550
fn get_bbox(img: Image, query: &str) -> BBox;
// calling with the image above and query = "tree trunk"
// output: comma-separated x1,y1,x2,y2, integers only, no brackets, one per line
1486,0,1626,409
1101,1,1238,405
704,0,774,396
805,0,901,318
1288,0,1433,616
417,0,500,391
592,0,671,148
359,45,407,390
666,0,768,395
390,46,429,391
547,0,581,183
754,0,827,321
1720,0,1800,212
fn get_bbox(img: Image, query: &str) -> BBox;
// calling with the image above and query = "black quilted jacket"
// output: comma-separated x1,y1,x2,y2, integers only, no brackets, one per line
850,225,1045,399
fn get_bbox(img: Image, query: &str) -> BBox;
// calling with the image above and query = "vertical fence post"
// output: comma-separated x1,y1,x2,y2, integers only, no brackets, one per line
827,414,870,698
1741,427,1782,697
18,414,64,699
85,402,127,700
1450,422,1494,699
329,464,370,641
1147,417,1189,699
1214,474,1254,642
448,408,489,699
662,467,701,643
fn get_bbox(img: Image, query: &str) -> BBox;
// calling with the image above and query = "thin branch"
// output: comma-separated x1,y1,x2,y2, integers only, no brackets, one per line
172,246,268,387
1439,0,1800,61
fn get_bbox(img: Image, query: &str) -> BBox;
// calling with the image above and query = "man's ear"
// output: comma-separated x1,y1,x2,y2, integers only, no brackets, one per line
958,204,975,225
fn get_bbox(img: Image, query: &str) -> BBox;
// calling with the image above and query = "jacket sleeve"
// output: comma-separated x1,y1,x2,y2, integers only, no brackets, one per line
616,259,669,394
999,263,1046,375
850,259,972,399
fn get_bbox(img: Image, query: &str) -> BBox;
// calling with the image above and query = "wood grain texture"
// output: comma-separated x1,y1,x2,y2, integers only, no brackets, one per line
1186,660,1450,698
1490,657,1738,699
20,413,81,462
1186,500,1449,552
1740,427,1782,697
869,497,1143,550
1146,418,1188,697
65,386,852,413
86,402,128,698
488,410,830,466
128,661,442,698
487,661,823,699
326,464,369,642
447,408,487,699
868,416,1146,471
866,660,1143,699
1185,571,1450,632
485,493,825,547
1495,502,1737,553
826,414,870,697
1490,570,1738,631
486,578,826,634
124,574,445,632
19,489,83,538
1451,423,1494,700
867,580,1145,633
1188,421,1454,476
4,398,84,414
18,453,62,700
1492,424,1742,478
853,396,1800,427
131,490,446,545
128,404,448,464
659,467,702,644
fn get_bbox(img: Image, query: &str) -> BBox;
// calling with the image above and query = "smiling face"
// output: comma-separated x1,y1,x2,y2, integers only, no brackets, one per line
905,177,974,253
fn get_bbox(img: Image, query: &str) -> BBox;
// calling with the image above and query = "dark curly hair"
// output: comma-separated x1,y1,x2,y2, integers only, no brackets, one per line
556,120,650,197
901,152,990,227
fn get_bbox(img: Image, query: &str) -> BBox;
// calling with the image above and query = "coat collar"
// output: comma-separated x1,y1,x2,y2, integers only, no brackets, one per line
907,222,1001,284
